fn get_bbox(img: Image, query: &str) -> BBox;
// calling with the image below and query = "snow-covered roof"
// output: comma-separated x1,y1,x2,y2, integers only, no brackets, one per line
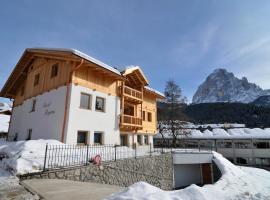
28,48,121,76
144,86,165,98
155,128,270,139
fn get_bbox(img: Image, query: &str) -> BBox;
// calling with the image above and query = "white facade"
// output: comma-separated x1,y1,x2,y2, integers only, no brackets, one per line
65,84,121,145
9,86,66,141
9,83,155,145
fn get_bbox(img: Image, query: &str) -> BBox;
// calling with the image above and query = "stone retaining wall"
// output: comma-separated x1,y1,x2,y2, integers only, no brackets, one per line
20,154,174,190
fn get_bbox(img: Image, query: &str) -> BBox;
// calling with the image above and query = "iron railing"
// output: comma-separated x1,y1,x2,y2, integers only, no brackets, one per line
43,144,154,171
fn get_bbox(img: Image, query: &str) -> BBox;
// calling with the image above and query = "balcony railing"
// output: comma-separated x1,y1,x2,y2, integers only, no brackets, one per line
122,85,142,102
121,114,142,127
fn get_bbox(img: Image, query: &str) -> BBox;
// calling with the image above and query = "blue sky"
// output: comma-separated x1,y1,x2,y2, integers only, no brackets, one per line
1,0,270,103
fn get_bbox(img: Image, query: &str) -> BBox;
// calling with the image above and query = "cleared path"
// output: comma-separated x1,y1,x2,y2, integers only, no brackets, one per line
21,179,124,200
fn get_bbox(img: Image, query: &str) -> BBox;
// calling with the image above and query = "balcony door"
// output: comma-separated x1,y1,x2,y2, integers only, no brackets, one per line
124,104,135,116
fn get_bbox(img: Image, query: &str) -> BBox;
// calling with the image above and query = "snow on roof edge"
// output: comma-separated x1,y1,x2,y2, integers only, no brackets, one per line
145,86,165,98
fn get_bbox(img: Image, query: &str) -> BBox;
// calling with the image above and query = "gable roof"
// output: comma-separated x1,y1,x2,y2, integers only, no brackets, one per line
122,66,149,86
0,48,122,98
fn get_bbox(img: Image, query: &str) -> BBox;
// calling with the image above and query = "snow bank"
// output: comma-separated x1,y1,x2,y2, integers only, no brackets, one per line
0,139,62,174
0,139,140,175
107,152,270,200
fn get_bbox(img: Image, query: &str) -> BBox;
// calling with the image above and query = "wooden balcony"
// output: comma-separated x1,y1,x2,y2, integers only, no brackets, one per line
121,85,142,103
121,114,143,129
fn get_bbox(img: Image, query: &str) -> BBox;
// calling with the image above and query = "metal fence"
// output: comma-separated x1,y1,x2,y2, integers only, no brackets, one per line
43,144,155,171
43,142,213,171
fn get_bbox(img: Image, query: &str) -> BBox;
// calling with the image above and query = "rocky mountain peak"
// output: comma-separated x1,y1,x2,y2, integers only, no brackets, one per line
192,68,269,104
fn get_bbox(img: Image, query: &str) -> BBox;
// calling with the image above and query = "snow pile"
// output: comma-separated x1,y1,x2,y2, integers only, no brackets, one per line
107,152,270,200
0,139,62,174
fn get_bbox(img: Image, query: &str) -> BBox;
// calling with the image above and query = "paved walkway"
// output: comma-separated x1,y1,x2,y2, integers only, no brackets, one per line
21,179,124,200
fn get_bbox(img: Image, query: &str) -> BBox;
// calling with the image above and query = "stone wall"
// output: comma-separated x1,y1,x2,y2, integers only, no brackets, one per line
20,154,174,190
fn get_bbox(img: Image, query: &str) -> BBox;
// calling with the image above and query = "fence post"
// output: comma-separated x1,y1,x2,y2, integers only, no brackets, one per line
135,144,137,159
43,143,48,172
114,145,117,162
86,144,89,165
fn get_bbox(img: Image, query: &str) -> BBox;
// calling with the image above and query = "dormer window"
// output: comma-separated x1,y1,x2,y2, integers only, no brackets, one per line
34,73,40,86
51,63,59,78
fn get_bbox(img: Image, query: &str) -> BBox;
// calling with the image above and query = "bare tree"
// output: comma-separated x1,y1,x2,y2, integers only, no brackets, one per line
163,79,189,146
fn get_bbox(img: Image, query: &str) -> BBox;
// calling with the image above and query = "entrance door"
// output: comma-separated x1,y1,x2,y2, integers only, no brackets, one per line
120,135,128,146
201,163,213,184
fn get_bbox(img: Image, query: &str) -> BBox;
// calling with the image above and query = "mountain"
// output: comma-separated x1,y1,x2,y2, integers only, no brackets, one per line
252,95,270,107
192,68,270,104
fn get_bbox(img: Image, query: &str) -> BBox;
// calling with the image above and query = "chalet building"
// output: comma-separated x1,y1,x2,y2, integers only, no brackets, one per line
0,48,164,146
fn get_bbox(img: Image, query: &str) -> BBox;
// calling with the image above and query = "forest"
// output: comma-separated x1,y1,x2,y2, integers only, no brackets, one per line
158,101,270,128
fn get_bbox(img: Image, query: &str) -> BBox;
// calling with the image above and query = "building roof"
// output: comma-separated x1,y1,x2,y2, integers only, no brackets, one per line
144,86,165,99
0,48,164,99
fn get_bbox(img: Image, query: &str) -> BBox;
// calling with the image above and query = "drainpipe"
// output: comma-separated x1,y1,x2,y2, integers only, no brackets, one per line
61,59,84,143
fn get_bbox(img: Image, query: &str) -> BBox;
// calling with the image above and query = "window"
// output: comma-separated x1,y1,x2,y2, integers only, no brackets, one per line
51,63,59,78
254,142,270,149
142,111,145,121
144,135,149,145
236,157,248,165
137,135,142,145
94,132,103,145
20,86,24,96
30,99,36,112
26,129,32,140
95,97,105,112
34,73,40,86
77,131,88,145
147,112,152,122
80,93,92,109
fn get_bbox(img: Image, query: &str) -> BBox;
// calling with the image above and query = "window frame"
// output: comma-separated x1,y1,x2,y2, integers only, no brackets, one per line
34,73,40,86
94,131,103,145
95,96,106,112
50,63,59,78
142,111,145,121
77,130,89,145
137,135,142,145
80,93,92,110
147,112,152,122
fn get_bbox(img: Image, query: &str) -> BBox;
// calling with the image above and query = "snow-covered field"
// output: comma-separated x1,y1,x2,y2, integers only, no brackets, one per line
107,152,270,200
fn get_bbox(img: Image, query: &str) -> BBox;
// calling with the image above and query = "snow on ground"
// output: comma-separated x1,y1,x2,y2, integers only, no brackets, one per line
107,152,270,200
0,139,63,174
0,139,148,175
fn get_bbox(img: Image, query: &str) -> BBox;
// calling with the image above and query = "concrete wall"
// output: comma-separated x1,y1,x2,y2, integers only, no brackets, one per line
174,164,201,188
20,154,174,190
9,86,66,141
65,84,121,144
